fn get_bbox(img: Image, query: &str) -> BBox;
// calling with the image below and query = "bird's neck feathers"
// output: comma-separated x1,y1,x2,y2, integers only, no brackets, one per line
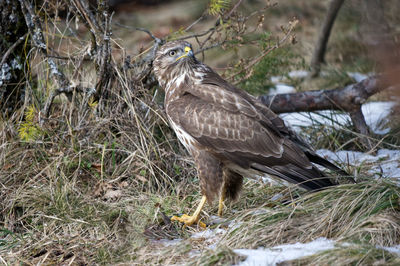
161,60,209,103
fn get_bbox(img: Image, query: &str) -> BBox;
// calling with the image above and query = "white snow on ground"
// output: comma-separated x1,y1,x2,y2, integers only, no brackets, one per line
154,238,182,247
281,101,396,135
288,70,309,78
362,101,395,134
280,110,350,130
270,76,282,83
316,149,400,178
234,238,335,266
270,70,309,84
270,71,369,84
191,228,227,250
347,72,369,82
268,84,295,95
379,245,400,256
191,228,227,240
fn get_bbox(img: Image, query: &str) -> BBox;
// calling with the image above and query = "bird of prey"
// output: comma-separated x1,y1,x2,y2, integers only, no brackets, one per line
153,40,350,227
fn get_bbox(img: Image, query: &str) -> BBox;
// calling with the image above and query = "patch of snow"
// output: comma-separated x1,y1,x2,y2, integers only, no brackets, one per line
281,101,395,135
288,70,309,78
270,76,282,84
11,58,22,70
191,228,227,250
347,72,369,82
270,193,284,201
281,111,350,131
154,238,182,247
0,63,11,86
208,215,226,225
316,148,400,178
228,220,242,231
191,228,226,239
270,70,309,84
268,84,296,95
377,149,400,158
362,102,395,134
234,237,335,266
378,245,400,256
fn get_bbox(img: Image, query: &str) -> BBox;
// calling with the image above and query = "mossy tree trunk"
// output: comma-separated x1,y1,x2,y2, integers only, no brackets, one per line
0,0,29,117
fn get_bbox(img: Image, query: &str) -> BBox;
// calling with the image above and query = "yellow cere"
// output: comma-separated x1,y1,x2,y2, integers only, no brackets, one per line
176,46,192,61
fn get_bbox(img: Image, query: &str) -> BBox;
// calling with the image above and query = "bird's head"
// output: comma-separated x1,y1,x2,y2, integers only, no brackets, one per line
153,41,197,87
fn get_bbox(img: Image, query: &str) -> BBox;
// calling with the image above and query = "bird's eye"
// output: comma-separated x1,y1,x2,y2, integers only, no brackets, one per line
168,50,176,57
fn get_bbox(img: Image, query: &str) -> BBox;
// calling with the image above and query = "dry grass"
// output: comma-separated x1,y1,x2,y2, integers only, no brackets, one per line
1,0,400,265
289,244,400,265
225,180,400,248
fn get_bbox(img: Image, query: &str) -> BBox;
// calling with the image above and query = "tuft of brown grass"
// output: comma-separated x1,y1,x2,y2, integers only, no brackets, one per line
223,179,400,249
288,244,400,265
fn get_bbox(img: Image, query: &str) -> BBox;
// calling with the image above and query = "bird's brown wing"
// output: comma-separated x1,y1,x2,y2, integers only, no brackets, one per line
197,71,351,180
167,94,333,190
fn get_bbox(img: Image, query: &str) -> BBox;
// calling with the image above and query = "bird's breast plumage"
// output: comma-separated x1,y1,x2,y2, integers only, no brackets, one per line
168,116,198,154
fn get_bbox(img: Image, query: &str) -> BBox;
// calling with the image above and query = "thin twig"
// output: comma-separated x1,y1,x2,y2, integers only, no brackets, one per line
230,20,298,84
174,27,216,41
0,33,28,67
114,23,163,45
185,13,206,32
114,23,164,81
225,0,245,18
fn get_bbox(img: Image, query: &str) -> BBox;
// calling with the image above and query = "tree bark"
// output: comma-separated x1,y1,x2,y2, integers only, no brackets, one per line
258,76,385,114
310,0,345,77
0,0,29,117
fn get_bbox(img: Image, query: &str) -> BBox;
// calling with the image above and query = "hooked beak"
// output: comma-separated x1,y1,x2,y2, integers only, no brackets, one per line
176,46,194,61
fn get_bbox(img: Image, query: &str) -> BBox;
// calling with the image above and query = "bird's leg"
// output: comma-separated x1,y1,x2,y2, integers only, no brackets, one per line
218,185,226,216
171,196,207,227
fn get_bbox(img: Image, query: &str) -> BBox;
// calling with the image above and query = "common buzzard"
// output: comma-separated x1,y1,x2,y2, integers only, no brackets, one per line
153,40,350,227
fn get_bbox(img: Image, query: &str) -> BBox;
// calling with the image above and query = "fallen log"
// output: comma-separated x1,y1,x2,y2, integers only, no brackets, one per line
258,75,395,150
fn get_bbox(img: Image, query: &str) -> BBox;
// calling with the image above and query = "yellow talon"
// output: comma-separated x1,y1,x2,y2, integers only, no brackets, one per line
171,196,207,228
171,214,206,228
218,186,226,216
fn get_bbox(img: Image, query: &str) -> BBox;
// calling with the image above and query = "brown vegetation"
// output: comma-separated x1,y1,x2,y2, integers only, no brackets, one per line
1,0,400,264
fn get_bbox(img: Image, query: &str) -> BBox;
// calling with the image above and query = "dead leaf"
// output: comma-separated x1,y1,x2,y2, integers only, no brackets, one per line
93,182,112,197
2,163,14,170
91,163,102,172
103,189,122,200
119,181,129,188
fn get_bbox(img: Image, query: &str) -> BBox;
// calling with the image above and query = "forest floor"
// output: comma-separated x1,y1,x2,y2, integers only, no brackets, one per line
1,0,400,265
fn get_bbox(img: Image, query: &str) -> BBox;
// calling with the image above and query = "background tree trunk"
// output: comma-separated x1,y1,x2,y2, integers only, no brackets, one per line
0,0,29,117
309,0,345,77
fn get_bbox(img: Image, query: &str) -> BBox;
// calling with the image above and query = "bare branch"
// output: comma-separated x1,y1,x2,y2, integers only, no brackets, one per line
225,0,245,18
0,33,27,67
184,13,206,32
114,23,164,82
